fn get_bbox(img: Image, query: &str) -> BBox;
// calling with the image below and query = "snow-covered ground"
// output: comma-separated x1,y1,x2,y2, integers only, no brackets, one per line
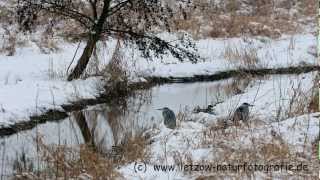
0,1,318,179
119,113,319,179
118,72,319,180
0,32,317,127
134,33,317,77
0,72,317,179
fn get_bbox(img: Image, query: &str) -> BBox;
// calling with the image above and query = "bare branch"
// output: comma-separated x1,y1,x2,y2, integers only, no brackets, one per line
103,28,200,63
23,0,95,28
107,0,131,16
88,0,98,20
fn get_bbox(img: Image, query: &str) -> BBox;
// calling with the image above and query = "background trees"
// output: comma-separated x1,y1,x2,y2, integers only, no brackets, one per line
17,0,200,80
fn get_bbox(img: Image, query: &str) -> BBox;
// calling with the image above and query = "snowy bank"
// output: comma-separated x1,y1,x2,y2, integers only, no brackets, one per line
0,33,317,127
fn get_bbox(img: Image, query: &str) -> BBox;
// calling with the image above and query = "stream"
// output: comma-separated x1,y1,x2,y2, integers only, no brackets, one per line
0,72,316,177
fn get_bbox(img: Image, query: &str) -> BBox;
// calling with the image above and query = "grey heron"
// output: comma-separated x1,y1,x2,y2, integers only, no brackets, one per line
156,107,176,129
232,102,254,124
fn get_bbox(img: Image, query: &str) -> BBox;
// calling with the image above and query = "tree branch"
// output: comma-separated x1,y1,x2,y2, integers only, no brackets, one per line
107,0,131,16
88,0,98,20
103,28,200,63
28,0,95,27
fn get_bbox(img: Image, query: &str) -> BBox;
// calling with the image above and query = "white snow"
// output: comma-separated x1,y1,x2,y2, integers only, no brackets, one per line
117,72,319,180
119,112,319,179
0,72,317,179
0,2,317,179
0,42,104,126
214,72,316,121
0,32,317,126
131,33,317,78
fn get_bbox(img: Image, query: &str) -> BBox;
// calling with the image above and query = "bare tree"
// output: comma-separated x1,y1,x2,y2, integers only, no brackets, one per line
17,0,200,81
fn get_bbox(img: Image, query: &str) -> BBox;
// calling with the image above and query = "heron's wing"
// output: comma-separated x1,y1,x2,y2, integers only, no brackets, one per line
163,110,176,120
237,106,244,112
170,111,177,120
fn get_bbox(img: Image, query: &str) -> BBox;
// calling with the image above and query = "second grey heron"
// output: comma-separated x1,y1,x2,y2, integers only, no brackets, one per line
232,102,254,124
157,107,176,129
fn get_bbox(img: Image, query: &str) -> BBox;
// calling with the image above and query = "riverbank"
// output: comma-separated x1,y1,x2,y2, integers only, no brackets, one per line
0,32,317,130
118,71,319,179
0,65,318,137
1,71,318,179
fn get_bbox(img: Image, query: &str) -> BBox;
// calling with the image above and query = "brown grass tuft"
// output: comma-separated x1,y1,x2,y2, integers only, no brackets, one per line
223,44,264,69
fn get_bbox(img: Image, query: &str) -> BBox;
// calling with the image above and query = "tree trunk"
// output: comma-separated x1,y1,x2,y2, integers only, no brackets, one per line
73,111,95,146
67,36,98,81
67,0,111,81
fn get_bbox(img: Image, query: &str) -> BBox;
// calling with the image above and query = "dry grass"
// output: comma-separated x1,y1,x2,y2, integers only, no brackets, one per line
278,80,315,120
0,0,315,54
309,90,319,112
308,83,319,113
197,115,319,179
12,150,35,177
249,0,276,16
298,0,318,17
0,0,315,55
172,0,315,39
117,134,151,165
102,39,131,98
285,87,309,118
207,15,287,38
46,58,68,80
176,106,193,125
223,44,265,69
12,128,150,179
0,25,59,56
36,144,119,179
161,98,319,179
103,40,128,81
226,76,252,94
0,27,18,56
0,5,13,24
36,36,59,54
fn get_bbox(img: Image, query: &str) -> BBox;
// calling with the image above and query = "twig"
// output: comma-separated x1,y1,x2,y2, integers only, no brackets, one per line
66,42,81,75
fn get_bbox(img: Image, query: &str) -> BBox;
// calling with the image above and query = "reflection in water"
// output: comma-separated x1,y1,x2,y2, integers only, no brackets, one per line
74,111,93,146
69,77,253,153
0,77,254,176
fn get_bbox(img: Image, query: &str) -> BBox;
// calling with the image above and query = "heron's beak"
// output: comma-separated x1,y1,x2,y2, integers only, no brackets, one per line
156,108,163,111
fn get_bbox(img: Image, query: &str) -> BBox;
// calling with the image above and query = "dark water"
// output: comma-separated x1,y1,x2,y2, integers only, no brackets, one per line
0,77,253,176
